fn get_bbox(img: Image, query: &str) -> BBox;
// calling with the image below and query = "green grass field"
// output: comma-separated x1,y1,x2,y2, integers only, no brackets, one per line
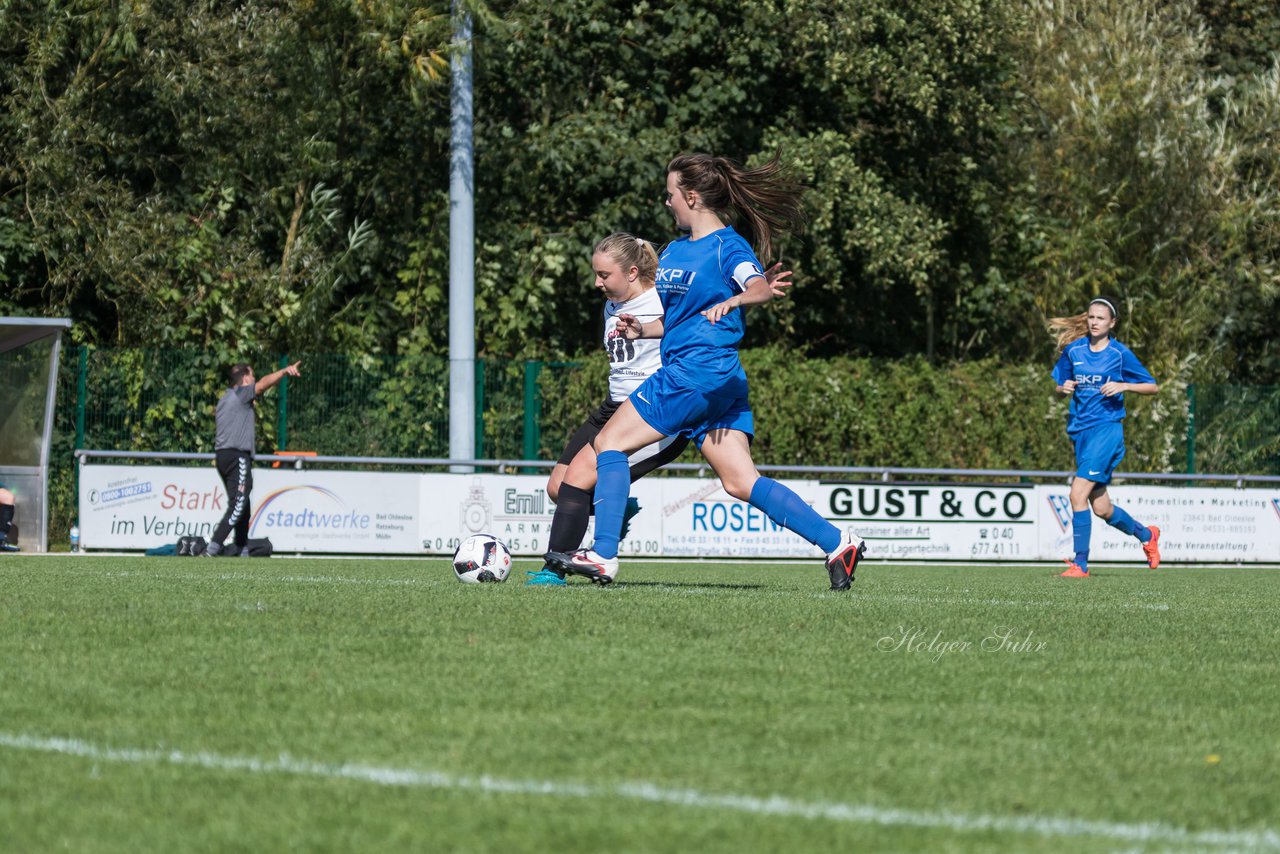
1,555,1278,853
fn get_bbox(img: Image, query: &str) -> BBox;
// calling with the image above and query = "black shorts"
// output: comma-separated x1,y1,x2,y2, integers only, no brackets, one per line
556,398,689,480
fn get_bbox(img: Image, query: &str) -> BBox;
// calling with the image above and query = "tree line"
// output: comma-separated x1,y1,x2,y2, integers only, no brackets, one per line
3,0,1278,386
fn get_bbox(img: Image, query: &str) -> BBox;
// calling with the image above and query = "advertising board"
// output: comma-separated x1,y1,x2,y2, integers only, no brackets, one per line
80,465,1280,562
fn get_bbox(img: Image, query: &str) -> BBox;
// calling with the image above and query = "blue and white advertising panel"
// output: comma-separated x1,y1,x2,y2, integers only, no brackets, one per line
80,465,1280,562
415,473,670,557
79,465,421,553
1035,484,1280,564
417,477,1052,561
419,474,557,556
652,478,815,558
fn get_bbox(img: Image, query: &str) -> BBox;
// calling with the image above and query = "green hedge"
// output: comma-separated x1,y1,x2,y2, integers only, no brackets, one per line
536,347,1185,474
47,343,1250,545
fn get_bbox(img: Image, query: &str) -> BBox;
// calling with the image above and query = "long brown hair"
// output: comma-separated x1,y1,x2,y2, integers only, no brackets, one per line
1048,296,1119,354
594,232,659,284
667,152,806,263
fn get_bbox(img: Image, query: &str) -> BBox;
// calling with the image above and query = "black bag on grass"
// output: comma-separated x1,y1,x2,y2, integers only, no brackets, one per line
176,536,207,556
244,538,273,557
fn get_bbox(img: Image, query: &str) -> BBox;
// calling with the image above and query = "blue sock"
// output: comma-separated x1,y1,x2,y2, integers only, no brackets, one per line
749,477,842,553
588,450,630,559
1072,509,1091,572
1107,505,1151,543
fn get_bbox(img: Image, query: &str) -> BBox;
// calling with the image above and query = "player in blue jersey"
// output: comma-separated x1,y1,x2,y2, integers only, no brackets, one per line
526,233,689,586
545,153,867,590
528,233,792,586
1050,297,1161,577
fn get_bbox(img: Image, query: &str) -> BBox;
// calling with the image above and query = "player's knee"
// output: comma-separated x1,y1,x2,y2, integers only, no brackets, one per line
719,477,754,502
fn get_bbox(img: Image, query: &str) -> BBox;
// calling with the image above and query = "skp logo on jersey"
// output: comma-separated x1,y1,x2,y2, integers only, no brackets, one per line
655,267,696,292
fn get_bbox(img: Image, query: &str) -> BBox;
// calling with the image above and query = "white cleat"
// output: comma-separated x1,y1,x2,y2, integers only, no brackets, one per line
545,549,620,585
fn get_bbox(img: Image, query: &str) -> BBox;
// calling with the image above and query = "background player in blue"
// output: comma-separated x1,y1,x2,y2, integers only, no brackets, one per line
1050,296,1161,577
546,153,867,590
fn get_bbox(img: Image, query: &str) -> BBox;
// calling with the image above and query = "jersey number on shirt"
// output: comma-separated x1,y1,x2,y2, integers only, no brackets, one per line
607,336,637,363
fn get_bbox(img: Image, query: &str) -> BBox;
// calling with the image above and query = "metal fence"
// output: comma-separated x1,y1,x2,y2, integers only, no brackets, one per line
1185,383,1280,476
53,348,1280,472
51,348,606,457
46,347,593,543
39,347,1280,545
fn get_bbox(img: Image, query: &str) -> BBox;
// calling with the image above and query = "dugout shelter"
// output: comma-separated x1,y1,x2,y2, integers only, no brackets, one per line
0,318,72,552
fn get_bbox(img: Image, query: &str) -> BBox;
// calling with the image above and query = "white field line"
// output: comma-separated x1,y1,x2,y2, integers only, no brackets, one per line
1,733,1276,851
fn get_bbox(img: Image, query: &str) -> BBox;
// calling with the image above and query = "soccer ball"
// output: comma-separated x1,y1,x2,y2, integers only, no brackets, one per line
452,533,512,583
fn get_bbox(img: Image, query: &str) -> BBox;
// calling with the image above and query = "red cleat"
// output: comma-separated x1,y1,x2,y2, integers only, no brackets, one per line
825,530,867,591
1060,560,1089,578
1142,526,1161,569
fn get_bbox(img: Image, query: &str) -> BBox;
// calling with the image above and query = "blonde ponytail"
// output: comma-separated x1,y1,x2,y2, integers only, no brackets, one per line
1047,313,1089,354
1048,296,1120,354
594,232,658,284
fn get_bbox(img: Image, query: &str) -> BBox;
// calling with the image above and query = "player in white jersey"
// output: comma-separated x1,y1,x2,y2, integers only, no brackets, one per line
526,233,687,584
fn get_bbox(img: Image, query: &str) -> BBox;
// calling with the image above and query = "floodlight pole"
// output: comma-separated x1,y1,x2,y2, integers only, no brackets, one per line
448,0,476,472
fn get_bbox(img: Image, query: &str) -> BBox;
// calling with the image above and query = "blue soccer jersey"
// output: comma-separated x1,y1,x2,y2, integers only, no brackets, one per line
1051,338,1156,436
654,226,765,388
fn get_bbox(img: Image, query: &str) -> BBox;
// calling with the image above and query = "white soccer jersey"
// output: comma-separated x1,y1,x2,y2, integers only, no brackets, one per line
604,287,664,402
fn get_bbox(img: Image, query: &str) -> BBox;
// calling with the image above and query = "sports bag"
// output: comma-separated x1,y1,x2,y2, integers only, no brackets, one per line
176,536,207,556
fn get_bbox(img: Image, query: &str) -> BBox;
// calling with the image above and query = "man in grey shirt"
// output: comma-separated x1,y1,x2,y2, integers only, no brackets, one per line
205,360,301,556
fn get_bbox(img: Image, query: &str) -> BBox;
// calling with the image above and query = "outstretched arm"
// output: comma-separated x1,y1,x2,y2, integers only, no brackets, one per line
255,361,302,395
763,262,793,297
701,273,777,324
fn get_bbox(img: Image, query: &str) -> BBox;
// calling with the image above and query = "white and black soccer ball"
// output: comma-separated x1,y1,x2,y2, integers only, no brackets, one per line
452,533,512,583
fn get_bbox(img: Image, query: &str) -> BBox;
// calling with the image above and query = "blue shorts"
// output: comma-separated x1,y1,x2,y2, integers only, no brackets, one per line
629,366,754,448
1071,421,1125,484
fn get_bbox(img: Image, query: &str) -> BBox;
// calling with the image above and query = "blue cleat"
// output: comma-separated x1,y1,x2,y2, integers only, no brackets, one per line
619,497,642,542
525,565,567,586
